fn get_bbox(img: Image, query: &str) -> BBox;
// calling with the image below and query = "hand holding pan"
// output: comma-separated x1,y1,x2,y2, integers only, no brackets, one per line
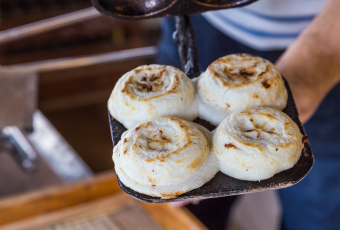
102,2,314,202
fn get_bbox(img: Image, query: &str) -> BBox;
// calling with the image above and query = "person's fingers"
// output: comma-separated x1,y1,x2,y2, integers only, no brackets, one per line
169,200,201,208
191,200,201,205
169,201,191,208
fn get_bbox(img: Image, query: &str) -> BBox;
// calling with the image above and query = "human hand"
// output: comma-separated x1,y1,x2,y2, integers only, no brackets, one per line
275,0,340,124
169,200,201,208
276,56,337,124
287,83,324,124
279,72,326,124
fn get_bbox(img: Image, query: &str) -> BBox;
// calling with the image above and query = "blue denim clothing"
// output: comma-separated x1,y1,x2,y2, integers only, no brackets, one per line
279,84,340,230
158,14,340,230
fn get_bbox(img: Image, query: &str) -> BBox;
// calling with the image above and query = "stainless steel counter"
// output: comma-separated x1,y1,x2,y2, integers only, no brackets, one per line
0,111,93,198
28,111,93,182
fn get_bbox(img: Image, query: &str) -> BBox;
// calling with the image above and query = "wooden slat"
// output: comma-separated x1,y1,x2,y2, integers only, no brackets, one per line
0,171,120,226
0,188,207,230
0,192,134,230
0,171,207,230
140,202,208,230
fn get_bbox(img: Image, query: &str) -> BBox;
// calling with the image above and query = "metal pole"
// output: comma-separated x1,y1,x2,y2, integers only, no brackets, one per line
0,7,100,45
5,46,157,73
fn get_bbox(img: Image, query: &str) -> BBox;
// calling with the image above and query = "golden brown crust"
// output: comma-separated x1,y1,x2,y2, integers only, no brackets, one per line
120,66,182,101
257,112,278,121
186,153,204,169
160,191,184,199
207,54,282,90
236,139,264,152
224,143,241,150
131,118,205,165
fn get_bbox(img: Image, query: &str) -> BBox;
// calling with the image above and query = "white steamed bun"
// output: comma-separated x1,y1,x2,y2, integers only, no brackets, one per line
108,65,198,129
113,116,219,199
213,107,303,181
195,54,287,125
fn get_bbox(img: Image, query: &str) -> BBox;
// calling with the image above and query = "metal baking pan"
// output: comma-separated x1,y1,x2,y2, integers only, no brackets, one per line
92,0,257,20
104,3,313,202
108,78,314,203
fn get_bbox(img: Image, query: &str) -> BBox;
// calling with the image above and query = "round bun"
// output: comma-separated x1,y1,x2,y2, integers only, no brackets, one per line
196,54,288,125
108,65,198,129
213,107,303,181
112,116,219,199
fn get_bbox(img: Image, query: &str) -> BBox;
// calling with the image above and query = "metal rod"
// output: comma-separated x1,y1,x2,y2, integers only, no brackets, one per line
175,16,188,70
0,7,100,45
184,15,201,78
5,46,157,73
174,15,200,79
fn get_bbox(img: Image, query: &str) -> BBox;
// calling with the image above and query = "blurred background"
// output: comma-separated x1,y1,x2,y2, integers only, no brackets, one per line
0,2,281,229
0,0,160,175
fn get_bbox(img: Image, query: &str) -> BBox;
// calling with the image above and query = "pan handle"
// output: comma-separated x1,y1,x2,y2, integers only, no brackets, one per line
174,15,201,79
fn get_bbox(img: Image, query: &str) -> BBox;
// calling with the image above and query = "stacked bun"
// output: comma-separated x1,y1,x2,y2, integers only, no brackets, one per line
109,55,304,198
195,54,287,125
113,116,218,199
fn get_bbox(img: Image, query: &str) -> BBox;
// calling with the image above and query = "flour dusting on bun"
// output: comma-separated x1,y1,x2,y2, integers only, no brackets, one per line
213,107,303,181
109,65,198,129
113,116,219,199
195,54,288,125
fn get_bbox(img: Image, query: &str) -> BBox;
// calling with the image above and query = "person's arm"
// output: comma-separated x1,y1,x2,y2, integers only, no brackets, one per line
170,0,340,208
276,0,340,123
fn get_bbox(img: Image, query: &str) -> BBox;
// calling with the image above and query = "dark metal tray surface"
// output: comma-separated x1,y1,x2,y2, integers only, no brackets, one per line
101,3,313,202
93,0,257,20
108,78,314,203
